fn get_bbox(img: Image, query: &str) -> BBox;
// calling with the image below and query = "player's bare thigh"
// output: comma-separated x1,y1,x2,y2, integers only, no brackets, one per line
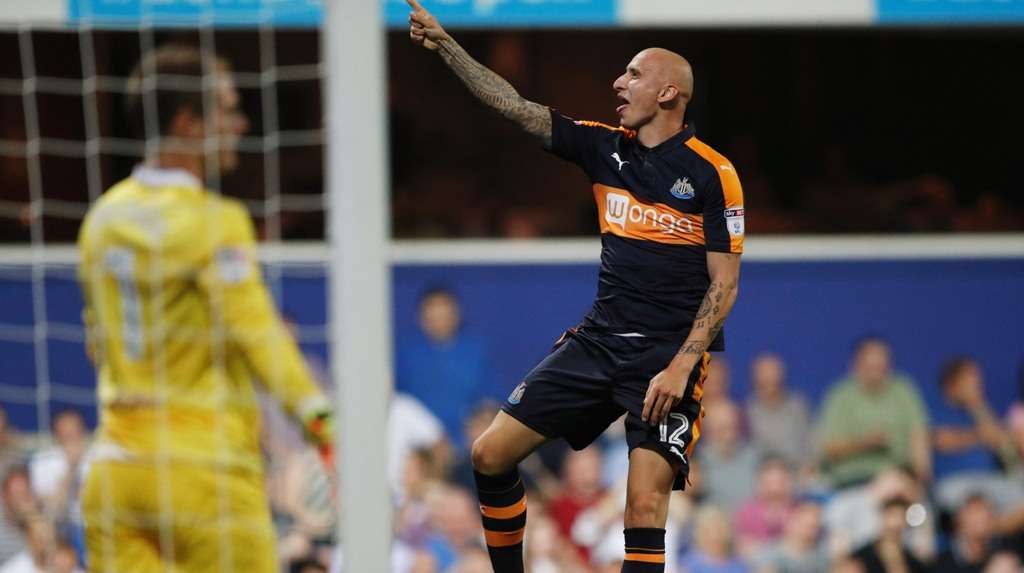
624,446,676,528
471,410,547,475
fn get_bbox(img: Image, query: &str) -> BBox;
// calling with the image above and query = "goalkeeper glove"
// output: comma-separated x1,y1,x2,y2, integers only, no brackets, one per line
300,401,335,470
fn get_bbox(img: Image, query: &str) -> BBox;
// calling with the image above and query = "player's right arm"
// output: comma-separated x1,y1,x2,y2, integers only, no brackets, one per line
406,0,551,145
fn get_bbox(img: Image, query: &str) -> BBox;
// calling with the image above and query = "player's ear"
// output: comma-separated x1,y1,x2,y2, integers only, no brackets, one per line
658,84,679,104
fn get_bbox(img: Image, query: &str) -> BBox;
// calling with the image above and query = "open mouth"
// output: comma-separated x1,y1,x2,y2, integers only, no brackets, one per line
616,94,629,114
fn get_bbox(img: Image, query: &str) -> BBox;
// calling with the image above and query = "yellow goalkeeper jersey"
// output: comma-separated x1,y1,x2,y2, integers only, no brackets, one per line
77,166,327,472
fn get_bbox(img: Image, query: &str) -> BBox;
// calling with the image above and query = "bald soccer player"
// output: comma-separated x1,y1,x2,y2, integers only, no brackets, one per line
408,3,744,572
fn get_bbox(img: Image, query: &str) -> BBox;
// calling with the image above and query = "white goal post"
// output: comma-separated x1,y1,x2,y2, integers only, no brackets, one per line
327,0,393,570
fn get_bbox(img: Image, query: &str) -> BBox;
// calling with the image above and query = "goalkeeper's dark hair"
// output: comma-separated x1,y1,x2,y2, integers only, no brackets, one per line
124,43,230,140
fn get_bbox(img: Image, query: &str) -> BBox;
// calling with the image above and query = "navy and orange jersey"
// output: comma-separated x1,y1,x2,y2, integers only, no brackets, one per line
546,110,744,350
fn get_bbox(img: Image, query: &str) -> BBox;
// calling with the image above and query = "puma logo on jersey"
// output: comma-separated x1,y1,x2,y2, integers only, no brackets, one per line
611,152,629,171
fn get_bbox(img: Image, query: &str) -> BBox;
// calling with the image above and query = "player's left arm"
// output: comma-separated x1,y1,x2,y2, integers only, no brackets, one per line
644,160,744,424
642,252,740,424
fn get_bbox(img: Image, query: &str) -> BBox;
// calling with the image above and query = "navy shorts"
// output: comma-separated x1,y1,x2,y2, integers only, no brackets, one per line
502,328,710,490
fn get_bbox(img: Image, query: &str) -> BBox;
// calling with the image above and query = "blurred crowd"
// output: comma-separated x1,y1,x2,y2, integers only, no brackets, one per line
370,290,1024,573
2,289,1024,573
1,409,88,573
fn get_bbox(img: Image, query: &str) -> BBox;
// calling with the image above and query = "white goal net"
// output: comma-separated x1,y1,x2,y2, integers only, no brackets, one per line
0,1,391,571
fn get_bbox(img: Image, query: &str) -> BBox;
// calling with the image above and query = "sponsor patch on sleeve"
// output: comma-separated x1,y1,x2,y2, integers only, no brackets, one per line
215,247,253,284
725,207,745,237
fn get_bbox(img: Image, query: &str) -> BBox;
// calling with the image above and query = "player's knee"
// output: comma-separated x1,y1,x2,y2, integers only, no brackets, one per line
624,489,668,528
470,436,511,476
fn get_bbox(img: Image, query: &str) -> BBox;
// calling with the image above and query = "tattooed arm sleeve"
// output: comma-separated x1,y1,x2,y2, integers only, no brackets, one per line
435,36,551,145
676,252,741,359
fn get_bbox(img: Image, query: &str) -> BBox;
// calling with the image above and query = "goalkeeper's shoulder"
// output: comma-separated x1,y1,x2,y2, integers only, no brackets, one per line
186,194,260,257
78,177,146,241
206,194,255,234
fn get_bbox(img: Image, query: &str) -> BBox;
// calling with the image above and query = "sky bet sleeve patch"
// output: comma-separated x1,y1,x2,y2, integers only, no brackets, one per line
725,207,745,237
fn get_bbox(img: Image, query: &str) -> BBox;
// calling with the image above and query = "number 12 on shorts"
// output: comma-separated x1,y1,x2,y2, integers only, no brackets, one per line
659,413,690,461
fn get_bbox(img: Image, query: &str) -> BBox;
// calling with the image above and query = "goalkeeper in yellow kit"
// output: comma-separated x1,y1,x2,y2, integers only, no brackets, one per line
77,44,333,573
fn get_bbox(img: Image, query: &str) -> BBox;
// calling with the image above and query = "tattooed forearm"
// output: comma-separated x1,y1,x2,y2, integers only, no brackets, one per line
709,316,727,340
676,278,738,358
691,282,720,330
436,36,551,144
679,340,707,356
693,284,717,320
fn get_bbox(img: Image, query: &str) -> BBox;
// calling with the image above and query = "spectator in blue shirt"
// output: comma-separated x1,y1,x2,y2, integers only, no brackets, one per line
396,287,488,449
930,357,1020,512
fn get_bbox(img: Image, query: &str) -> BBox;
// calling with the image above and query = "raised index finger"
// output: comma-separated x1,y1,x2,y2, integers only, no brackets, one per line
406,0,425,12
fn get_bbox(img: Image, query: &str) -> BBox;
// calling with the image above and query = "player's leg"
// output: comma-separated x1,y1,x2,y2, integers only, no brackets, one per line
84,521,163,573
620,447,676,572
474,329,621,573
471,409,548,474
81,460,163,573
617,351,711,573
174,465,278,573
471,410,547,573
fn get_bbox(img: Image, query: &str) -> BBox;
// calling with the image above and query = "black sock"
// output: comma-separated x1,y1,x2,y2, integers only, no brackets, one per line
621,527,665,572
473,468,526,573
